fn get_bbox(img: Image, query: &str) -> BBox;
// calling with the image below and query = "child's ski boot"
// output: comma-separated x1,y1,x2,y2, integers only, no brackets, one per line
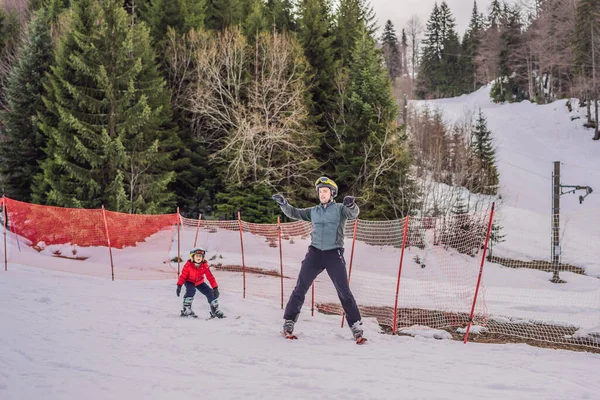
180,297,197,318
209,299,225,319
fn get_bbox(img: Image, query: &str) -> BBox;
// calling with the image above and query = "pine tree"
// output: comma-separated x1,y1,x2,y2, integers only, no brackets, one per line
381,19,402,81
469,109,498,195
462,1,484,92
0,4,61,201
335,28,415,219
401,28,409,76
417,1,463,98
487,219,505,259
417,3,441,98
244,0,269,39
574,0,600,139
266,0,296,32
206,0,244,30
334,0,376,65
488,0,502,28
35,0,180,213
490,4,526,103
296,0,336,179
142,0,206,46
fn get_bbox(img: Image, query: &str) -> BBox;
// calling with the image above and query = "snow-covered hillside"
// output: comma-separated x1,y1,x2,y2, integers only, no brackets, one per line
1,265,600,400
416,85,600,276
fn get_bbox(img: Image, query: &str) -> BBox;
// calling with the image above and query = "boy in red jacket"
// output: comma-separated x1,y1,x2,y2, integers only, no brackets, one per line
176,248,225,318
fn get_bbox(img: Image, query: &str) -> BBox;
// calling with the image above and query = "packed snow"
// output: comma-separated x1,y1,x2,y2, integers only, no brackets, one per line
1,265,600,400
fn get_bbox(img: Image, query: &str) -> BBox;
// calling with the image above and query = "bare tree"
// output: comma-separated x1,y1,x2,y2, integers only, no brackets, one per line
475,26,503,87
165,27,317,187
406,15,423,84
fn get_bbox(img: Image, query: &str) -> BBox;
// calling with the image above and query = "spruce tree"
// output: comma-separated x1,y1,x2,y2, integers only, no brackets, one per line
296,0,336,176
491,4,526,103
381,19,402,81
401,28,409,76
463,1,484,92
335,28,414,219
244,0,269,39
206,0,244,30
488,0,502,28
574,0,600,139
417,2,442,98
143,0,206,45
266,0,296,32
469,109,498,195
36,0,180,213
334,0,376,65
417,2,463,98
0,4,60,201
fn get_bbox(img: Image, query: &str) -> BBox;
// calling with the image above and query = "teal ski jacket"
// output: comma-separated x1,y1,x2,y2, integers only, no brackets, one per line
278,201,359,250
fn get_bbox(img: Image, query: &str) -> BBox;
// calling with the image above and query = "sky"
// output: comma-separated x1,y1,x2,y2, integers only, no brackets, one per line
369,0,495,37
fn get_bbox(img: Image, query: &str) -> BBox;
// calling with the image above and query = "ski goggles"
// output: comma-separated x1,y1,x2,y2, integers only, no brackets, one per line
314,177,338,189
190,248,206,256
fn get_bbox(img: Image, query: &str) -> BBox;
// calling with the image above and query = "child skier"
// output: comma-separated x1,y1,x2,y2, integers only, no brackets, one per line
272,176,366,344
176,248,224,319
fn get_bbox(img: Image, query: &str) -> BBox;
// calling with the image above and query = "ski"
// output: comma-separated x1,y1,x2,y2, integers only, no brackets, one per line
281,331,298,340
355,337,368,345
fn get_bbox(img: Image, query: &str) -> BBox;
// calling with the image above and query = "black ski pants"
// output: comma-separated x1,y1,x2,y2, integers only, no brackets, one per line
283,246,361,326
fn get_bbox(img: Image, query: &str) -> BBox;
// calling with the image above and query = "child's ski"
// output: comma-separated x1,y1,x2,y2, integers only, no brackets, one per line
355,337,368,345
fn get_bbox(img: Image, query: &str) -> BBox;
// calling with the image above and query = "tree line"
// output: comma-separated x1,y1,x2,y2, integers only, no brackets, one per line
0,0,510,224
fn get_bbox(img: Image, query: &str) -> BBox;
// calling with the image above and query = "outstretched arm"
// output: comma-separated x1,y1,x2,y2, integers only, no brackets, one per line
272,194,312,221
341,196,359,219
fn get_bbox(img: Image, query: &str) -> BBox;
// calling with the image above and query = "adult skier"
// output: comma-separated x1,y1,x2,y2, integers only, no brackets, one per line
272,176,366,344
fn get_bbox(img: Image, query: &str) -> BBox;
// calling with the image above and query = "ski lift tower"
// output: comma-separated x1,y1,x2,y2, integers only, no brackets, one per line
551,161,593,283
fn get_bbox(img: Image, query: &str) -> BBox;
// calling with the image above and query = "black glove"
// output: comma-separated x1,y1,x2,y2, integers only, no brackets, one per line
343,196,356,208
213,287,220,299
272,194,287,206
176,285,182,297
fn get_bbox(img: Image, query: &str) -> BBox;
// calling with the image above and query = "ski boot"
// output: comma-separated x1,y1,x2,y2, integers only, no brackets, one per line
180,297,197,318
281,319,297,340
350,320,367,344
209,299,225,319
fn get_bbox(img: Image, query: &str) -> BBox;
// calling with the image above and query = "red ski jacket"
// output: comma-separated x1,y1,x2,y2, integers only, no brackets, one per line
177,260,218,288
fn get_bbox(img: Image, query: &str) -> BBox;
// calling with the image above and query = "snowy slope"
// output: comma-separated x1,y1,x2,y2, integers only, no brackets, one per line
415,86,600,276
1,265,600,400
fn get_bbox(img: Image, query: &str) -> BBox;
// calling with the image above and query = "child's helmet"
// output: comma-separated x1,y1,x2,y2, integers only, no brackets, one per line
315,176,338,198
190,247,207,260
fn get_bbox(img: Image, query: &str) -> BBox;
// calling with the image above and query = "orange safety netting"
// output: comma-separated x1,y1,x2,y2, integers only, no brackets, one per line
5,198,599,349
3,198,178,279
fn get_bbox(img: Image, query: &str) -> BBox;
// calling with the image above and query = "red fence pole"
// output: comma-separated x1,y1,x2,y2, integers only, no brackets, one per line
392,216,410,334
2,196,7,271
341,219,359,328
193,213,202,247
278,216,284,309
177,207,181,276
237,212,246,299
464,202,495,344
101,205,115,281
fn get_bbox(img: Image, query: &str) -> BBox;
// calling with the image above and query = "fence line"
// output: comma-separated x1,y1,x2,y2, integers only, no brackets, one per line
2,197,600,349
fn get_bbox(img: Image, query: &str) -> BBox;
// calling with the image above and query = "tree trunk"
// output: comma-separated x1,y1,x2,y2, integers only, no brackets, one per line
594,98,600,140
586,94,592,124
